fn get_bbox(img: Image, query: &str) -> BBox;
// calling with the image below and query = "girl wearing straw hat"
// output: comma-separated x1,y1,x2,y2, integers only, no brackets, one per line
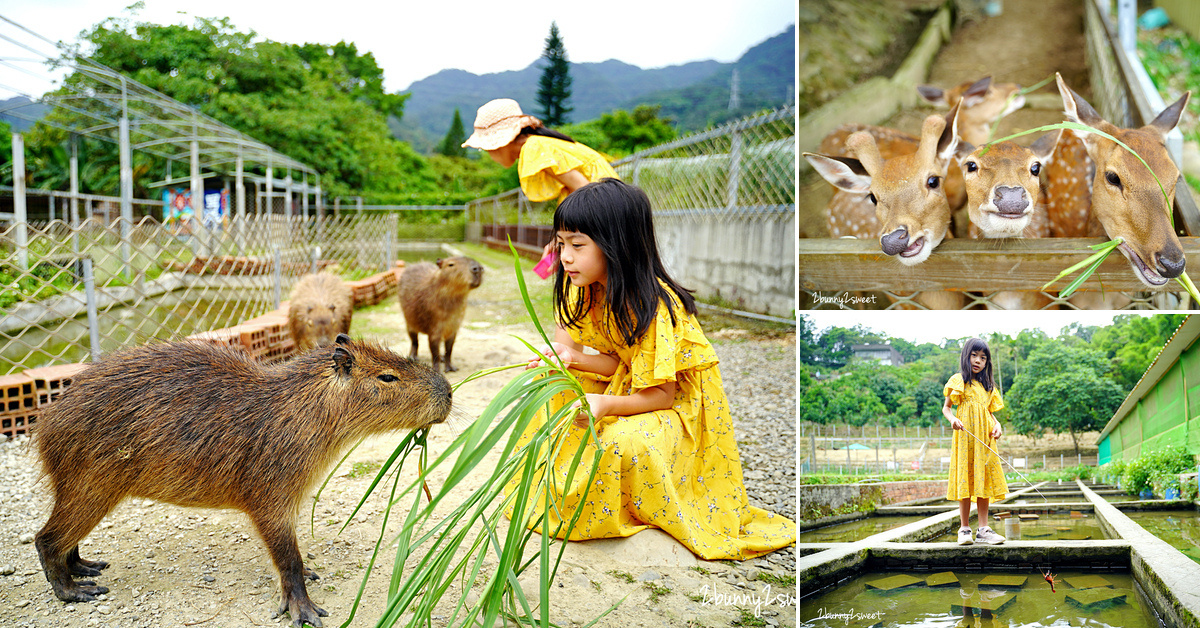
463,98,620,273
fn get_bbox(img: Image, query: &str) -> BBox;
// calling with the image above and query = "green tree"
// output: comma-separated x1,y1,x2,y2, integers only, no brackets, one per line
561,105,676,156
535,22,573,127
824,372,887,426
293,41,409,121
1006,344,1126,454
438,109,468,158
1090,314,1186,391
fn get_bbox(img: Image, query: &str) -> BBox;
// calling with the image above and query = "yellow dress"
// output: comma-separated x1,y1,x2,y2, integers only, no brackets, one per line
505,286,796,559
944,373,1008,501
518,135,620,202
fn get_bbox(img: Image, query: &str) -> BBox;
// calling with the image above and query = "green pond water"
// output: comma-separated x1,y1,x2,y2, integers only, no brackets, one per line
927,513,1108,542
1120,510,1200,563
800,516,930,543
800,570,1160,627
1005,495,1093,505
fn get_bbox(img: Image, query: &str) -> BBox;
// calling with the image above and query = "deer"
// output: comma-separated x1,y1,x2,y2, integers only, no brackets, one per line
953,132,1061,309
1055,72,1190,290
804,102,962,266
818,76,1024,239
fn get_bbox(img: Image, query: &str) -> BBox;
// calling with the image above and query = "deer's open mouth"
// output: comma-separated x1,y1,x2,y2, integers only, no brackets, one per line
900,236,926,258
1118,242,1169,287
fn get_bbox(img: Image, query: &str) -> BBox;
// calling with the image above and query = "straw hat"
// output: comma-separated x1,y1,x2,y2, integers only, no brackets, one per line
461,98,541,150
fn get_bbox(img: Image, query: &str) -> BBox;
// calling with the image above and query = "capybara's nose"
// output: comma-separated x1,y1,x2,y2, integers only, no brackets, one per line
994,186,1029,214
880,228,909,256
1157,249,1186,278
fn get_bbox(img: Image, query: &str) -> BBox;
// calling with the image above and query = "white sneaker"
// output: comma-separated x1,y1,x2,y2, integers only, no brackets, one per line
975,526,1006,545
957,526,974,545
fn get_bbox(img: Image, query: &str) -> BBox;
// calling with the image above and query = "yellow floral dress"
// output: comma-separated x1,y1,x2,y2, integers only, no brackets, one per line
506,287,795,560
518,135,620,202
944,373,1008,501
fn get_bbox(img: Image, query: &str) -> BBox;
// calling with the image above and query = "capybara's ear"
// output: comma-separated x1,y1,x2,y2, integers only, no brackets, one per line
435,258,445,268
333,346,354,375
335,333,351,346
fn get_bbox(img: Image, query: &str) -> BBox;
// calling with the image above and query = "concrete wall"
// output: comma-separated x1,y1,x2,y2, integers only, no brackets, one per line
654,212,794,318
799,480,948,521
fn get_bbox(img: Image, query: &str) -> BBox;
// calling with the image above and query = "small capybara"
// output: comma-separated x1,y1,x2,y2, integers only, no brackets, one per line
288,272,353,351
34,335,451,628
397,256,484,372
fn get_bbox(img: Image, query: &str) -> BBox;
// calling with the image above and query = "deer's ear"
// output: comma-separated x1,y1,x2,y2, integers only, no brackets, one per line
936,101,962,163
954,141,977,165
917,84,946,105
804,153,872,194
1029,130,1061,163
1149,91,1190,136
960,76,993,107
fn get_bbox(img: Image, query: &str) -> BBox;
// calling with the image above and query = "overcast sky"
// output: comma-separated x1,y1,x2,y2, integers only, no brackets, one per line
1,0,795,99
802,311,1171,346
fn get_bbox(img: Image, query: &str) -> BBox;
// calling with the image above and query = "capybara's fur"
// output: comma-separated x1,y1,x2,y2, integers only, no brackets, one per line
34,335,451,628
397,256,484,372
288,273,353,351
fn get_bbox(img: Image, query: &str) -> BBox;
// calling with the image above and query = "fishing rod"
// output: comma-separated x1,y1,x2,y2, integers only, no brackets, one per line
958,425,1049,502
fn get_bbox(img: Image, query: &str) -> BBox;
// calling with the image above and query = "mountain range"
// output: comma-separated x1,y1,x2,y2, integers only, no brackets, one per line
392,24,795,153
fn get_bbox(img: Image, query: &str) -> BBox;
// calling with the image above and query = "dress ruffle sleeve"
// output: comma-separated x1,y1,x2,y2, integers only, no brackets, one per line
989,389,1005,413
628,296,718,393
943,373,965,406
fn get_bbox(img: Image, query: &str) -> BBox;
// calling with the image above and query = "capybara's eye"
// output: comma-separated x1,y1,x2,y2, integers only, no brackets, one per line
378,374,398,383
866,193,877,205
1030,162,1041,177
966,161,978,173
1106,171,1122,188
926,176,940,189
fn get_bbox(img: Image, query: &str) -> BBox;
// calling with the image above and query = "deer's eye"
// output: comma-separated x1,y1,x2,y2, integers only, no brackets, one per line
866,193,877,205
1030,162,1041,177
966,161,978,173
1106,171,1122,188
926,176,940,189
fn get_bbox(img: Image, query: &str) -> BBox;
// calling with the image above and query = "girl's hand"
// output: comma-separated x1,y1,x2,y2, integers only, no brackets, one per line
991,423,1003,440
950,418,964,431
572,393,608,429
526,342,579,370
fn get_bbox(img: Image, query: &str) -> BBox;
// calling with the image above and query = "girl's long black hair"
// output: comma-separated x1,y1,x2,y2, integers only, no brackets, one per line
552,178,696,346
960,337,995,393
519,124,575,143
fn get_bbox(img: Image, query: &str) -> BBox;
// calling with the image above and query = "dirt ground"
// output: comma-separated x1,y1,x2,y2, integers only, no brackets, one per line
799,0,1091,239
0,244,796,628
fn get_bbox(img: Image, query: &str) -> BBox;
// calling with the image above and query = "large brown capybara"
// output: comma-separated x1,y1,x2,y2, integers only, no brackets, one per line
287,272,353,351
34,335,452,628
397,256,484,372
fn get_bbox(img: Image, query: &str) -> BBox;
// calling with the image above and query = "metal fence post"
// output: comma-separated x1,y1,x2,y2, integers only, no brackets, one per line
83,258,101,360
726,128,742,210
70,133,81,257
12,132,28,270
311,246,320,275
273,246,282,310
119,109,134,281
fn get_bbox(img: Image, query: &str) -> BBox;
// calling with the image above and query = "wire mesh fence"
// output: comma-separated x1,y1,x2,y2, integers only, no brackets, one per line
0,206,411,375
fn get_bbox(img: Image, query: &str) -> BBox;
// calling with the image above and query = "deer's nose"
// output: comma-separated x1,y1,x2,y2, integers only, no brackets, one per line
1157,250,1186,278
881,228,909,256
993,186,1029,215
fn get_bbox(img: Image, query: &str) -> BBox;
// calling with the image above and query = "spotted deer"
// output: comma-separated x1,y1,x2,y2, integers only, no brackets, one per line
804,103,961,266
818,76,1024,239
1056,73,1190,289
954,132,1060,309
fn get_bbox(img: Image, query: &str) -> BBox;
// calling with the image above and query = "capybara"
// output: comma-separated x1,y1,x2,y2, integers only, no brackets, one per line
397,256,484,372
34,335,451,628
288,272,353,351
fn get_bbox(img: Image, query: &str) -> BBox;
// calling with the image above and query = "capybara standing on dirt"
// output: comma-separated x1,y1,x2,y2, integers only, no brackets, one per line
34,335,451,628
397,256,484,372
288,272,353,351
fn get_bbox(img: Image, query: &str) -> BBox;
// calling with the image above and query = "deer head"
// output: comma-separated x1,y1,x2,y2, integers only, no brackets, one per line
955,132,1060,238
804,103,961,265
1057,72,1190,288
918,76,1024,145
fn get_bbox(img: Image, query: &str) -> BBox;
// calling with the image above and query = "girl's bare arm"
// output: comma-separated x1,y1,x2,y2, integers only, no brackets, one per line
577,382,676,427
529,326,618,376
944,397,964,430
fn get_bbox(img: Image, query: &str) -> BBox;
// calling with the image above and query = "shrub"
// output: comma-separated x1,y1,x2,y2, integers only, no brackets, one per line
1120,445,1195,496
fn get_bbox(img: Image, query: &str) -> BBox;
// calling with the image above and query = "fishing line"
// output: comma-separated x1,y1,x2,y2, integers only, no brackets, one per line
958,424,1049,502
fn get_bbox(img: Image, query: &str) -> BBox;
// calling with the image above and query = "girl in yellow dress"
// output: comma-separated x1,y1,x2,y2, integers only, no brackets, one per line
943,337,1008,545
512,178,795,559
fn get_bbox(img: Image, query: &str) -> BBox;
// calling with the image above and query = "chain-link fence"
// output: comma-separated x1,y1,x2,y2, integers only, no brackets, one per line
799,0,1199,310
0,201,413,375
467,106,797,316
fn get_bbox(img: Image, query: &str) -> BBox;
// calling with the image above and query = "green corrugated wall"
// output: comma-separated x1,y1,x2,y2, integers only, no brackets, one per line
1101,341,1199,463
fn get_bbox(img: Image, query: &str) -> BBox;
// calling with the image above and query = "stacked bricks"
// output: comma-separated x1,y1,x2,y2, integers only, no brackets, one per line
174,256,338,276
243,310,294,365
25,363,88,409
0,372,38,439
